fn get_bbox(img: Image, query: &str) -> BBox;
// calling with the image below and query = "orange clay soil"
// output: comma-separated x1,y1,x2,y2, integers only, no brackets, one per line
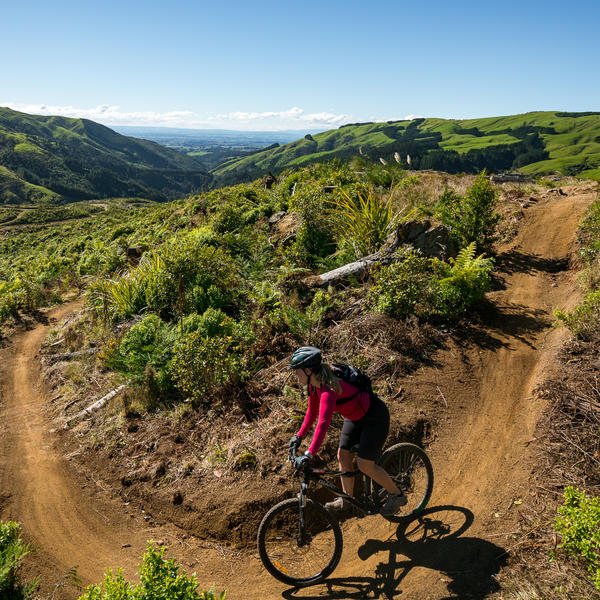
0,181,597,600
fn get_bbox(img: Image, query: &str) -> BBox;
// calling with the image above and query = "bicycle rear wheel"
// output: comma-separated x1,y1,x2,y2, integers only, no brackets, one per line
257,497,343,587
373,442,434,521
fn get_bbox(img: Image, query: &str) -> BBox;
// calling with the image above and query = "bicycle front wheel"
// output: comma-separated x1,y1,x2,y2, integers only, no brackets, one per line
374,442,434,521
257,497,343,587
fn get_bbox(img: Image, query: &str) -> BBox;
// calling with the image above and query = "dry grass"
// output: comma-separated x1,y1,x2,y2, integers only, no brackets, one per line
324,312,442,383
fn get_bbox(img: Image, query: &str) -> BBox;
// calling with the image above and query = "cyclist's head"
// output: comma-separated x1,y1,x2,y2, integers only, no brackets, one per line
289,346,322,372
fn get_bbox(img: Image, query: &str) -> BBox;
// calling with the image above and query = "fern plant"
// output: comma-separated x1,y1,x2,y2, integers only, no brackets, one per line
0,520,38,599
430,242,494,316
368,243,494,319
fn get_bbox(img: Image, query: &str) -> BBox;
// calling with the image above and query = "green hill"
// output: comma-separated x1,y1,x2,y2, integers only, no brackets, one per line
0,107,209,204
212,111,600,185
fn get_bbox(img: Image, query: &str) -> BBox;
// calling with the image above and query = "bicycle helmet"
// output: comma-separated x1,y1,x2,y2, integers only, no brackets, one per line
289,346,322,370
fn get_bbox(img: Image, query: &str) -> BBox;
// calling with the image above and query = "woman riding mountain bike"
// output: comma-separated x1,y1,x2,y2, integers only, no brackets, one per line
288,346,407,517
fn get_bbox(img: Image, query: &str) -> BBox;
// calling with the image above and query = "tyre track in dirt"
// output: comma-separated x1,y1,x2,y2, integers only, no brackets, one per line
0,183,596,599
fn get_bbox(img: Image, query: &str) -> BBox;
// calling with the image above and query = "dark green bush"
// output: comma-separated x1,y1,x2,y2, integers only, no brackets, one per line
181,308,234,337
112,314,177,378
368,243,494,319
287,184,335,267
144,230,238,318
170,320,254,406
368,248,432,317
434,173,500,252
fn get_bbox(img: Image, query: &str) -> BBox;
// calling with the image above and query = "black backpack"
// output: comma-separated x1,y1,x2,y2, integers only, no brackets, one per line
331,362,373,403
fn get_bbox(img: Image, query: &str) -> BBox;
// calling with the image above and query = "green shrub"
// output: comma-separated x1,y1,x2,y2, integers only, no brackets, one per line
78,542,225,600
579,199,600,265
0,272,46,321
434,173,500,251
212,203,246,234
87,231,239,322
0,520,38,599
287,184,335,267
0,282,20,321
554,289,600,339
249,280,282,311
181,308,234,337
554,196,600,338
368,248,432,318
368,243,493,319
170,321,254,406
145,231,238,319
281,289,336,340
112,314,178,378
554,486,600,591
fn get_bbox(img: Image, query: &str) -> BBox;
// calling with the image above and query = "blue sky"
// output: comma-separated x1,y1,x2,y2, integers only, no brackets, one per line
2,0,598,130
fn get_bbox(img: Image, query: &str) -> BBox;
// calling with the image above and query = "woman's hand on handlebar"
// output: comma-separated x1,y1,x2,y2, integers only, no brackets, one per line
293,454,311,471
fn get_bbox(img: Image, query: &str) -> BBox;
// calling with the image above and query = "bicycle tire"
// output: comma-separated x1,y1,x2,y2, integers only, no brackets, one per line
257,497,343,587
373,442,434,521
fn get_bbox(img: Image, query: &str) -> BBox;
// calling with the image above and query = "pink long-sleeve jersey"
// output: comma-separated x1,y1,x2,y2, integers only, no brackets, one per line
296,380,370,456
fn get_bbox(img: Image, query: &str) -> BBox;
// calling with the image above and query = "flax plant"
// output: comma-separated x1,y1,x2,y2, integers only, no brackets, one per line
327,189,414,258
86,251,163,321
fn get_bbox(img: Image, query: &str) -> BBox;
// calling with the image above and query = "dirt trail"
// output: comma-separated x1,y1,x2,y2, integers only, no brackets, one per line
0,184,596,600
0,302,155,585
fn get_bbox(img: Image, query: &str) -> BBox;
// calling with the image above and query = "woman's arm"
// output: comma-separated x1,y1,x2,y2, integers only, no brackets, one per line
296,389,319,439
305,389,336,456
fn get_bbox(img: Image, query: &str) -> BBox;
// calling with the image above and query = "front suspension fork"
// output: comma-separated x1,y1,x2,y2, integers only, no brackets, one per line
297,481,309,546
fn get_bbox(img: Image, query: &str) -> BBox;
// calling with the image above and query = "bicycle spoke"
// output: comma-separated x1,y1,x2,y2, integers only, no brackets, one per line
258,498,342,585
374,443,434,519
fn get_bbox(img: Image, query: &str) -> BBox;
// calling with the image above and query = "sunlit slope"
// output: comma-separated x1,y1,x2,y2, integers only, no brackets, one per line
0,107,209,204
212,111,600,184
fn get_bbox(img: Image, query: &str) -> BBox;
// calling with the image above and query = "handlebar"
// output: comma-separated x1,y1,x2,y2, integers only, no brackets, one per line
288,447,311,472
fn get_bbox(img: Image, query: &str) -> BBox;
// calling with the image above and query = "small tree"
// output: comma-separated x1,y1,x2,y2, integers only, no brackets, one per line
435,173,500,252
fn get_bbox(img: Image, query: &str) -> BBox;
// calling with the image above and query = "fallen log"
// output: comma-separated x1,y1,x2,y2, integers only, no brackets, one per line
66,384,127,427
304,219,455,288
44,348,98,362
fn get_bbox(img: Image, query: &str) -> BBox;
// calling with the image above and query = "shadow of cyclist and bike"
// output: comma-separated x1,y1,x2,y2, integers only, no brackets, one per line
281,505,507,600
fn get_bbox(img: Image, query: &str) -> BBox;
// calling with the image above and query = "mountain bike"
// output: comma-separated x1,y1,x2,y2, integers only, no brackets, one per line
257,442,433,587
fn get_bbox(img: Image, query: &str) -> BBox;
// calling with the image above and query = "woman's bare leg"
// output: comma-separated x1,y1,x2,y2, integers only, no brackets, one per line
338,448,356,496
357,457,401,494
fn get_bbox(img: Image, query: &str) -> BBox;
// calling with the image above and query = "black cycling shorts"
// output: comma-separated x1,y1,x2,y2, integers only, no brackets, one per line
338,394,390,461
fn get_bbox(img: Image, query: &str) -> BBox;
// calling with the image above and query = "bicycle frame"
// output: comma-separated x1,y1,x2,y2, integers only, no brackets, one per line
292,451,380,516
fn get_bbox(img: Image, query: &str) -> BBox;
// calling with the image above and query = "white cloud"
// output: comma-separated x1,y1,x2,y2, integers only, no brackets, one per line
1,102,355,131
1,102,196,127
213,106,351,128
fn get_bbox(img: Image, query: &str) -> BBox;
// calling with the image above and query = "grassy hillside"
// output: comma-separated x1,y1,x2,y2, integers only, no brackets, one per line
212,111,600,185
0,107,210,204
